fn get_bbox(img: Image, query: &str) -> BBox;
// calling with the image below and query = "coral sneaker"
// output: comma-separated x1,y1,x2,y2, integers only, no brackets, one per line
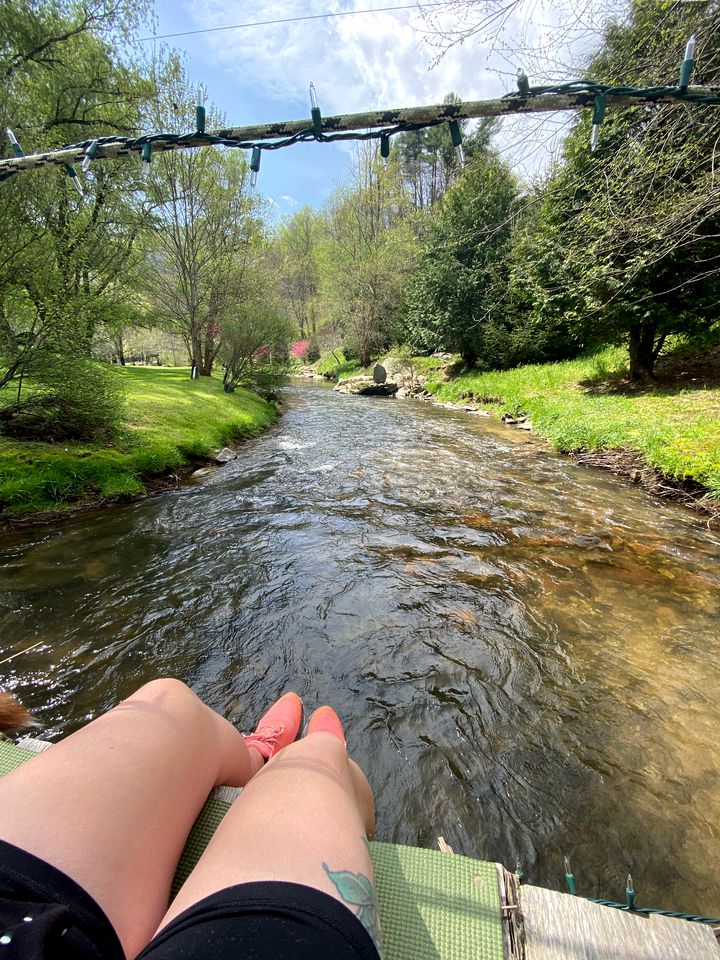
307,705,346,746
244,692,303,761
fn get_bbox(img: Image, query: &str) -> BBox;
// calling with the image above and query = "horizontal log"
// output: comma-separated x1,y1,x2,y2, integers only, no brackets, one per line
1,86,719,175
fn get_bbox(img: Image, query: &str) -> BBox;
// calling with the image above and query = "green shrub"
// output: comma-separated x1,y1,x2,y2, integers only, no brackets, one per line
0,356,125,441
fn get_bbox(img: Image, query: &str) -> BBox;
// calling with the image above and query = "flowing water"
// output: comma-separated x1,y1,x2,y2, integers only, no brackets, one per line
1,380,719,915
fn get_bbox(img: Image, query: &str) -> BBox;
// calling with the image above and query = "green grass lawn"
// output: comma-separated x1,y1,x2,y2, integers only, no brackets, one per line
426,346,720,499
0,366,277,520
314,350,364,380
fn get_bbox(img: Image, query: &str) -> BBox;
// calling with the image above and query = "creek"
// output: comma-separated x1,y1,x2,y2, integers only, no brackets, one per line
1,379,719,914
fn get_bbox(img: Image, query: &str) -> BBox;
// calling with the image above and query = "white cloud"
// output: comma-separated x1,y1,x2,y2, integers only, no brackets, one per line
183,0,615,181
278,194,299,207
187,0,503,111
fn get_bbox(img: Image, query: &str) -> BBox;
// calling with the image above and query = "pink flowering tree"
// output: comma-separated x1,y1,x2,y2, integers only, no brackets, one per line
291,340,310,361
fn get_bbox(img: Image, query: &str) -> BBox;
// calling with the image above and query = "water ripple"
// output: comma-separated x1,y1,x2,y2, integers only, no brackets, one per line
1,380,719,915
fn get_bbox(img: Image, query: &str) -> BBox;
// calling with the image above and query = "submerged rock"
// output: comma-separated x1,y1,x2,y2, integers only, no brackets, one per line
334,376,399,396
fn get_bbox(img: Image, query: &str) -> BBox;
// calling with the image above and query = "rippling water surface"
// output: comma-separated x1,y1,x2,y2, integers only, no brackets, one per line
2,380,720,914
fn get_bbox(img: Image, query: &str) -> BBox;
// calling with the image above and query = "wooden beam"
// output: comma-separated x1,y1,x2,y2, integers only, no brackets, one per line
1,86,719,176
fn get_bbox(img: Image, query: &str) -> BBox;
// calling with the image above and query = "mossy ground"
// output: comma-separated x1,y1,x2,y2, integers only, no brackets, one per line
426,345,720,501
0,367,277,521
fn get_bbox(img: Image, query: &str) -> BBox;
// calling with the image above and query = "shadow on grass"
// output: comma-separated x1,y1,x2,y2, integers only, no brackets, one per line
579,343,720,396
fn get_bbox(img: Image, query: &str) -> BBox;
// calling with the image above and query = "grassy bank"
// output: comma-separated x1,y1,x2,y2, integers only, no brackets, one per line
425,346,720,503
0,367,277,521
314,350,363,380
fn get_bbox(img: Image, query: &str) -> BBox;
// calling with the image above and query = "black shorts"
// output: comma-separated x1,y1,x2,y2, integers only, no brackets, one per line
0,840,381,960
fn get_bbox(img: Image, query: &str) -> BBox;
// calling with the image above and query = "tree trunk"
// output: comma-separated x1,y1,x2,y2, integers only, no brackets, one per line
628,325,658,381
190,332,201,379
114,335,126,366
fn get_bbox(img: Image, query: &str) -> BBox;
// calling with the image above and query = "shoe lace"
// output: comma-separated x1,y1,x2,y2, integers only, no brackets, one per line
246,723,285,748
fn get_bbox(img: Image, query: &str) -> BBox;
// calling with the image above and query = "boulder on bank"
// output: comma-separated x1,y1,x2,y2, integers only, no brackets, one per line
215,447,237,463
334,376,399,396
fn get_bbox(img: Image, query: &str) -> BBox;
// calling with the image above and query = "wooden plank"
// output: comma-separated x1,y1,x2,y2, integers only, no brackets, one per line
497,864,525,960
521,884,720,960
15,736,52,754
437,836,454,854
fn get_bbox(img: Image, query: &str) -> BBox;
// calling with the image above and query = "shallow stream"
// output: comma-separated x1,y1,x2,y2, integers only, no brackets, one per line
1,380,719,914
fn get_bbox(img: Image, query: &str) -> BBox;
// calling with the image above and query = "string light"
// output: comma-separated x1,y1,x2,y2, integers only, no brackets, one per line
81,139,99,173
590,93,607,151
65,164,83,196
310,83,322,138
6,127,81,194
626,875,635,910
678,34,696,91
5,129,24,158
564,857,577,895
141,141,152,179
3,66,720,192
250,146,261,187
448,118,464,166
197,83,208,134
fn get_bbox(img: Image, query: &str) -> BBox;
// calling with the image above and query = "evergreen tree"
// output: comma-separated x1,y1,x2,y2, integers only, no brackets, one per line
404,152,517,367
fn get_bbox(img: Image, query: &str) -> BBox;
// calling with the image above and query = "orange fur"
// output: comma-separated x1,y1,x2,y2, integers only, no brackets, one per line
0,691,38,734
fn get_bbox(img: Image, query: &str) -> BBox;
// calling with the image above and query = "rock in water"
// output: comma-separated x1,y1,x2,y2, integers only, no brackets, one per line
373,364,387,384
215,447,237,463
334,376,398,396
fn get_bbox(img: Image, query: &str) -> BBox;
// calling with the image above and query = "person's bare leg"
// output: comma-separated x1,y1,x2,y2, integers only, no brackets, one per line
0,678,264,958
161,732,380,948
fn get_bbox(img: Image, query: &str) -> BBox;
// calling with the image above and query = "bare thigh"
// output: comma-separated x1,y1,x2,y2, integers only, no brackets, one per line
161,733,380,947
0,678,260,958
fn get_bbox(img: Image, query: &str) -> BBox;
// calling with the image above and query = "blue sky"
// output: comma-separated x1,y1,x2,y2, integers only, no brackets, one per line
147,0,604,215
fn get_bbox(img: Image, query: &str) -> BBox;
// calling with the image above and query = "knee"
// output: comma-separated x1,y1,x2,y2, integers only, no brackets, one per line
127,678,202,713
272,733,348,774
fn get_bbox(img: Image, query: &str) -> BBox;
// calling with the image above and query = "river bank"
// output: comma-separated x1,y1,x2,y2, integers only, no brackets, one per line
316,345,719,519
0,367,278,525
422,345,720,519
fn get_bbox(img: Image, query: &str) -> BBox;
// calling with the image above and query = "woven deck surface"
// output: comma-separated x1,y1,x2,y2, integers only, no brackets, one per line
0,738,505,960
